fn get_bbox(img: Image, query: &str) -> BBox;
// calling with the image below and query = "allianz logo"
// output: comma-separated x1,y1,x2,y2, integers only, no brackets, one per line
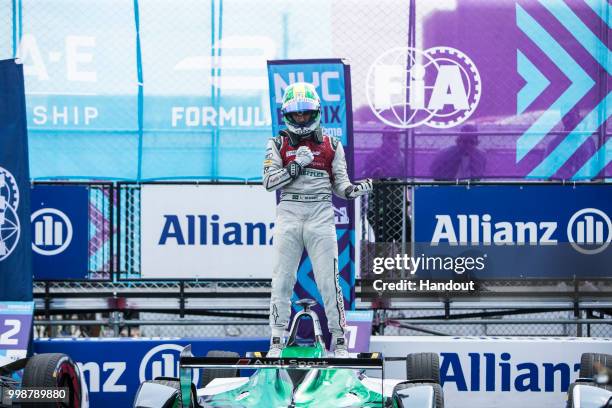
139,344,200,387
440,352,579,393
31,208,73,256
159,214,274,246
431,208,611,254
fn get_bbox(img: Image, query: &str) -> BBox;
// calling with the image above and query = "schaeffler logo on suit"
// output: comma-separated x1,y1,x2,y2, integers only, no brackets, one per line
0,167,20,261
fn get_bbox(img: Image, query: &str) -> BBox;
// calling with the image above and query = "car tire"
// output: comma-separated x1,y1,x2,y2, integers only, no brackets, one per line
394,382,444,408
406,352,440,384
21,353,82,408
200,350,240,387
579,352,612,379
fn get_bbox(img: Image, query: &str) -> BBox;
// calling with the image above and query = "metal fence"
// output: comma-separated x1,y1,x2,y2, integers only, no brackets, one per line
32,305,612,339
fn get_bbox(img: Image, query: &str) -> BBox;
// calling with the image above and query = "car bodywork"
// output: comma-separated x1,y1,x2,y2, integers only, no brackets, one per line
566,352,612,408
133,300,443,408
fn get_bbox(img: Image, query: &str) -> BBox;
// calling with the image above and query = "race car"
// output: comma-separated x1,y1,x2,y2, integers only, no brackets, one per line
0,352,88,407
133,299,444,407
565,352,612,408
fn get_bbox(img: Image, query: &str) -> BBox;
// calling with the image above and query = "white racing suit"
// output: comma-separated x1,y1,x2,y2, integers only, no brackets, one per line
263,131,353,340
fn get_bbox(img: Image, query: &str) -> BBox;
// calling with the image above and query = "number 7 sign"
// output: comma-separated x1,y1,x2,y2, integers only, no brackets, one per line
344,310,374,353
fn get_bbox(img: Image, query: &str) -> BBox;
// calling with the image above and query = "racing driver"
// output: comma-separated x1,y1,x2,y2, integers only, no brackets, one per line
263,82,372,357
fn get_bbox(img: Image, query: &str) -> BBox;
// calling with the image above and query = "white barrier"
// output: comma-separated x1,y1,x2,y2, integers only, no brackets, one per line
141,184,276,279
370,336,612,408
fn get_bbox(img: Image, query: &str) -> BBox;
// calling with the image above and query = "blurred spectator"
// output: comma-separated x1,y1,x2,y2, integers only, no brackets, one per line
369,128,408,178
430,124,487,180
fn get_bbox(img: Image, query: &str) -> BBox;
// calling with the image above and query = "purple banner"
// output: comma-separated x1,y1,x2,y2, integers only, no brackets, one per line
354,0,610,181
345,310,373,353
267,59,355,344
0,302,34,360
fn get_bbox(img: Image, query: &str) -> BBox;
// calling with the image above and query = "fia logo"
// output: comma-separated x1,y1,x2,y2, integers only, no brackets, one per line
567,208,611,255
139,344,200,386
366,46,481,129
31,208,73,256
0,168,20,262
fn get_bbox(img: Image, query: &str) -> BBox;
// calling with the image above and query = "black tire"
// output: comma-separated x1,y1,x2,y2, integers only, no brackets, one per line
394,382,444,408
406,352,440,384
579,353,612,379
200,350,240,387
147,378,196,408
21,353,82,408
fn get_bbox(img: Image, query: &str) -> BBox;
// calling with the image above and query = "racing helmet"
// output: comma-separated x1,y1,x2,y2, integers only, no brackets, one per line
281,82,322,138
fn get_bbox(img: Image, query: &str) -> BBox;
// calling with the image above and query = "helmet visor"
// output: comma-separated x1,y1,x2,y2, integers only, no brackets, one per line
282,99,319,114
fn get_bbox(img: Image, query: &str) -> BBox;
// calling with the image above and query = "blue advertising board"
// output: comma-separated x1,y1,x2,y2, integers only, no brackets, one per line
266,59,356,341
34,337,268,407
413,185,612,280
0,60,32,301
31,185,89,280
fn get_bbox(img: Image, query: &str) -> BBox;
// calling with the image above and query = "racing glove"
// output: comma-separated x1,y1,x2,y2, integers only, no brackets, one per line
286,146,314,180
345,179,373,199
294,146,314,168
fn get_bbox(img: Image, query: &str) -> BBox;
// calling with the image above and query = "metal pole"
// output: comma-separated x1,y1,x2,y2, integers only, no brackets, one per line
34,319,270,326
401,185,407,255
391,318,611,324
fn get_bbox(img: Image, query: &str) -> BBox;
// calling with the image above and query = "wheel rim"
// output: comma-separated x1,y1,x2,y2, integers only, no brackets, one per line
56,360,81,408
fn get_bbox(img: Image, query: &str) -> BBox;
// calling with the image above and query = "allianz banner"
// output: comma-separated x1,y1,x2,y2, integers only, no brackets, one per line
0,60,32,301
408,185,611,285
371,336,612,408
140,184,276,279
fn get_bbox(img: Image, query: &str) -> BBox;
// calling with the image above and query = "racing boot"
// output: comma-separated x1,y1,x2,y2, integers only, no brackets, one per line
267,336,284,358
333,336,349,358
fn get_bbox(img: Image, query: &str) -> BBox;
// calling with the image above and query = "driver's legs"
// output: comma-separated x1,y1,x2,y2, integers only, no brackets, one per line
269,202,304,338
303,202,346,340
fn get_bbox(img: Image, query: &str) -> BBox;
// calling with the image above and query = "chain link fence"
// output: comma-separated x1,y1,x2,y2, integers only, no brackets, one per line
88,183,114,279
378,309,612,337
119,183,141,278
138,312,269,338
